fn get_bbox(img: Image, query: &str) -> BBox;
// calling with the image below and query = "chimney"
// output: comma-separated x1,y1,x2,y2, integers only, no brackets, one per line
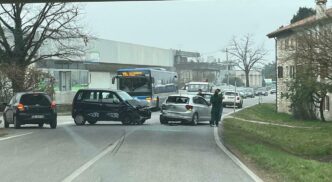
316,0,327,19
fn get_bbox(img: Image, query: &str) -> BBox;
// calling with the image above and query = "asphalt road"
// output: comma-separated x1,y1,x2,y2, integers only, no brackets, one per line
0,94,275,182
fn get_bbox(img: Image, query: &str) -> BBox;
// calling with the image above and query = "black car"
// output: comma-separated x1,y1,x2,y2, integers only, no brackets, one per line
2,92,57,129
72,89,151,125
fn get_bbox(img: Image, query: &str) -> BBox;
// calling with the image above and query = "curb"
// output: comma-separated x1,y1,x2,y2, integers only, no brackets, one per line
214,105,264,182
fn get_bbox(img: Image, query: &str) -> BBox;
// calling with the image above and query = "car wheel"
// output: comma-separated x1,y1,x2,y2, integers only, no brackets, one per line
14,116,21,129
122,115,132,125
74,115,86,126
38,123,44,128
87,120,98,125
191,113,198,126
160,116,168,125
50,119,57,129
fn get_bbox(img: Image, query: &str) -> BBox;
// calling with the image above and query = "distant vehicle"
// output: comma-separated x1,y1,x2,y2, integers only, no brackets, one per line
186,82,213,95
2,92,57,129
223,91,243,108
245,88,255,98
113,68,178,109
255,87,269,96
160,95,211,125
72,89,151,125
270,89,277,94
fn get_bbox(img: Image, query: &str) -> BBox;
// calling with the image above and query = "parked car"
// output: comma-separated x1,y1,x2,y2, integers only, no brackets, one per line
245,88,255,98
2,92,57,129
72,89,151,125
255,87,269,96
160,95,211,125
270,89,277,94
223,91,243,108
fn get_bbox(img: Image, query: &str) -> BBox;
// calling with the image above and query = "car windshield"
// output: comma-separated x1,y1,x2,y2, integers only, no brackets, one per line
187,84,209,92
225,92,238,96
166,96,189,104
20,94,51,106
119,77,151,93
117,91,134,101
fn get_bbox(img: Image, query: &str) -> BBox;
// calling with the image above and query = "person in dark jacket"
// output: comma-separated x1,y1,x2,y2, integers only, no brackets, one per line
197,89,204,97
210,89,223,127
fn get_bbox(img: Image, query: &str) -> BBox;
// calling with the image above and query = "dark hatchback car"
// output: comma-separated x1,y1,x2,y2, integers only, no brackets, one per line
2,92,57,129
72,89,151,125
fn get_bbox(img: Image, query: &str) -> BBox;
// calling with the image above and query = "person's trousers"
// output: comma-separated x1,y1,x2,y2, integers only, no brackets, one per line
210,111,220,125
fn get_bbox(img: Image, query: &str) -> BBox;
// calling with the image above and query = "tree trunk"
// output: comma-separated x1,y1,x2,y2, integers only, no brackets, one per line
245,70,250,87
5,64,27,93
319,98,326,122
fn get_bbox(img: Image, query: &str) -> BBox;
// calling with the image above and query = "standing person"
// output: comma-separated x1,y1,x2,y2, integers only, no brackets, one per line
197,89,204,97
210,89,222,127
218,90,224,123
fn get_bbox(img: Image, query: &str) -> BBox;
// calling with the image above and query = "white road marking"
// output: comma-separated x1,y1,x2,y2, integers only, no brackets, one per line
0,132,33,141
62,126,140,182
214,105,263,182
62,136,124,182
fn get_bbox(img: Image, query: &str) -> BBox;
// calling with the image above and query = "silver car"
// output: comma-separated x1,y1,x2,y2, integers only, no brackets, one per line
160,95,211,125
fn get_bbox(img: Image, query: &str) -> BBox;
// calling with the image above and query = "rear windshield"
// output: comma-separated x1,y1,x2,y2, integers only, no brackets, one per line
20,94,51,106
225,92,238,96
166,96,189,104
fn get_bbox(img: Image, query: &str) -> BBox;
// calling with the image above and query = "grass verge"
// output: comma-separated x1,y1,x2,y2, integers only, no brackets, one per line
222,104,332,182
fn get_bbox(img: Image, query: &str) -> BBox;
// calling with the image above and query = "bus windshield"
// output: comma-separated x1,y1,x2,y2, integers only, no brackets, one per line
119,77,152,94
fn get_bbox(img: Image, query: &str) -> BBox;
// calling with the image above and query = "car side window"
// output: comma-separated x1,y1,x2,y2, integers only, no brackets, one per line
193,97,199,105
198,97,208,106
82,91,99,102
101,92,121,104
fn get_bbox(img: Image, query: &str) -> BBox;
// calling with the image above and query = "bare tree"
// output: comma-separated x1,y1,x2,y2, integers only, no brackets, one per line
0,3,87,92
227,34,268,87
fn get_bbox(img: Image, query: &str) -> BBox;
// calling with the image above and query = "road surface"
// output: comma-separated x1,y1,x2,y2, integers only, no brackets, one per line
0,95,275,182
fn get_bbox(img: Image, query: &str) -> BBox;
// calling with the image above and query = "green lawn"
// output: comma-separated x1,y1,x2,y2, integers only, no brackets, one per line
223,104,332,182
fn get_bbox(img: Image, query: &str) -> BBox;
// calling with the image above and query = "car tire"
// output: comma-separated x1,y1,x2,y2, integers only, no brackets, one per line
14,116,21,129
160,116,168,125
238,103,243,108
87,120,98,125
74,115,86,126
38,123,44,128
191,113,198,126
122,115,133,125
50,119,57,129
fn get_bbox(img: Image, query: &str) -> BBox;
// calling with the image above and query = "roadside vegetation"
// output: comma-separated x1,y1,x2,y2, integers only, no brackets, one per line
222,104,332,182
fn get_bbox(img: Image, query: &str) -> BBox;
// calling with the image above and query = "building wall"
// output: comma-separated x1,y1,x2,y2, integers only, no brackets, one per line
235,70,262,87
86,38,174,67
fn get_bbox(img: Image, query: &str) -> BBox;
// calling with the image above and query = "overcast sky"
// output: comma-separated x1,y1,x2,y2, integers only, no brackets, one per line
82,0,332,62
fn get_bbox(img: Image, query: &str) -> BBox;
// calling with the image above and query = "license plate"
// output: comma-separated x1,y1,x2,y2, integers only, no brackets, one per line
32,115,44,119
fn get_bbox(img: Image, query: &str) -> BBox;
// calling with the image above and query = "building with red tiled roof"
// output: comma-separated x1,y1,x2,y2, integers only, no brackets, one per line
267,0,332,120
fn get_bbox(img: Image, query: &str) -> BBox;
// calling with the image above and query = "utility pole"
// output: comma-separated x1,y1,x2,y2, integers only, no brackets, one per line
226,48,230,87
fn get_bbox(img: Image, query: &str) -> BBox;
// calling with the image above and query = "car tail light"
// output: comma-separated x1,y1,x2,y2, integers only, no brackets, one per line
51,101,56,109
185,105,193,110
237,97,240,100
17,103,25,111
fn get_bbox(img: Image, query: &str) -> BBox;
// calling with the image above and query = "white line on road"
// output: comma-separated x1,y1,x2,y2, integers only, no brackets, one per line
0,132,33,141
62,126,140,182
62,136,124,182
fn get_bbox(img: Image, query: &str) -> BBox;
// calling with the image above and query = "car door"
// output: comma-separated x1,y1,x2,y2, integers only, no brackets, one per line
100,91,122,121
193,97,205,121
197,97,210,121
4,95,17,123
80,90,102,121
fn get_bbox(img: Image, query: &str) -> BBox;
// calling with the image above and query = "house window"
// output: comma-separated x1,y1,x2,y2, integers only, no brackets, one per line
289,66,295,78
285,39,289,50
285,66,289,78
324,96,330,111
278,66,283,78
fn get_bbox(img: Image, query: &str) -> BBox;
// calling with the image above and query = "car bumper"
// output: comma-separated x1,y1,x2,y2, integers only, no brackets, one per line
16,113,57,124
223,101,241,105
160,111,193,122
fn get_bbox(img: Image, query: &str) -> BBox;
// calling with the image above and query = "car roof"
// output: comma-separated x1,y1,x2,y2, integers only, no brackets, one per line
77,88,124,92
188,82,209,84
168,94,196,98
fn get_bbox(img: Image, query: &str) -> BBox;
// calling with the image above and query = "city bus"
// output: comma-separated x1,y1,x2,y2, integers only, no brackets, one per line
112,68,178,109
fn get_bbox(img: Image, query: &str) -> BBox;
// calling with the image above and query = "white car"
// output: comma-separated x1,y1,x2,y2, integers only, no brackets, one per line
223,91,243,108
